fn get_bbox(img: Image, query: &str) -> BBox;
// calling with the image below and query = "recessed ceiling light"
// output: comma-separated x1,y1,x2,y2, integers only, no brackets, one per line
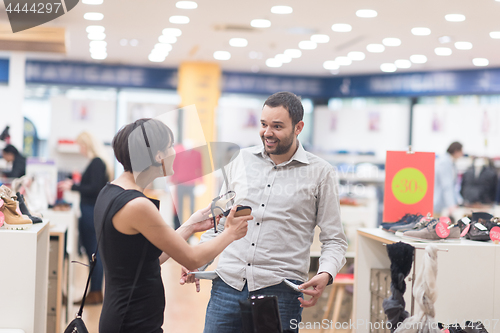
159,35,177,44
90,41,107,48
455,41,473,50
86,25,105,33
311,34,330,43
271,5,293,14
331,23,352,32
89,45,106,52
410,55,427,63
473,58,489,67
366,44,385,53
439,36,452,44
149,54,166,63
335,56,352,66
229,38,248,47
380,63,397,72
176,1,198,9
129,39,138,47
445,14,465,22
119,39,128,46
298,41,317,50
490,31,500,39
275,54,292,63
323,61,339,70
162,28,182,37
266,59,282,68
382,38,401,46
347,51,366,61
435,47,452,56
213,51,231,60
151,49,169,58
411,27,431,36
88,32,106,41
154,43,173,52
356,9,377,18
251,19,271,28
84,12,104,20
91,52,107,60
251,65,260,73
395,59,412,68
82,0,103,4
169,16,190,24
284,49,302,58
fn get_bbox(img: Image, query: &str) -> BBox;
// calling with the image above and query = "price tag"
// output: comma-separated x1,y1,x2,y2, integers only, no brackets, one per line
490,226,500,242
460,224,470,238
391,167,428,205
461,217,471,225
436,221,450,238
475,223,488,231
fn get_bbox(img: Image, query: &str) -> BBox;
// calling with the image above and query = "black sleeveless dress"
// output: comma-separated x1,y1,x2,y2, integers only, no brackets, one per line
95,183,164,333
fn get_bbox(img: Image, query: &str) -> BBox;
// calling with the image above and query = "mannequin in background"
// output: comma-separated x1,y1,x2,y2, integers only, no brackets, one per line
461,156,497,205
58,132,113,304
1,144,26,178
434,142,463,216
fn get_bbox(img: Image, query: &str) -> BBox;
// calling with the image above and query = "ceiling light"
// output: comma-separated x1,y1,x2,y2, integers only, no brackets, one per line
213,51,231,60
435,47,452,56
271,5,293,14
129,39,138,46
455,41,473,50
331,23,352,32
275,54,291,63
154,43,173,52
298,41,317,50
162,28,182,37
151,49,169,57
490,31,500,39
439,36,452,44
119,39,128,46
347,51,365,61
335,56,352,66
411,27,431,36
251,19,271,28
169,15,190,24
380,63,397,72
445,14,465,22
159,35,177,44
149,54,166,63
382,38,401,46
176,1,198,9
229,38,248,47
266,58,282,68
410,55,427,63
251,65,260,73
84,12,104,20
366,44,385,53
311,34,330,43
86,25,105,33
284,49,302,58
473,58,489,67
83,0,103,4
90,41,107,48
89,46,106,53
91,52,107,60
356,9,378,18
395,59,412,68
323,61,339,70
88,32,106,40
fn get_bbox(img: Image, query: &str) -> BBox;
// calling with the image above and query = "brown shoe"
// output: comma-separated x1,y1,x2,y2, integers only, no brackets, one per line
73,290,103,305
0,194,32,230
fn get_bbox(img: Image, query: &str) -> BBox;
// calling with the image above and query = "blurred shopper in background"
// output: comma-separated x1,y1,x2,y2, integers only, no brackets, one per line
1,144,26,178
434,141,463,216
58,132,113,304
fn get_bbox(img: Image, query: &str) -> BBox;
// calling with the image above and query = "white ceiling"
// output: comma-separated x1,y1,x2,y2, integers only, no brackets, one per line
1,0,500,76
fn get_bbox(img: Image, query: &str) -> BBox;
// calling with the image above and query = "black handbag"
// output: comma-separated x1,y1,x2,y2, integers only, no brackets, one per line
64,192,149,333
239,295,283,333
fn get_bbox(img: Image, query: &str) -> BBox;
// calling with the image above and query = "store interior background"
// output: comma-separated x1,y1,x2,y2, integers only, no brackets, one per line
2,0,500,332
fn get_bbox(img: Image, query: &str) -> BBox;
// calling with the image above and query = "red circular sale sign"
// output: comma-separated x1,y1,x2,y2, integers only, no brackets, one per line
436,222,450,238
490,226,500,242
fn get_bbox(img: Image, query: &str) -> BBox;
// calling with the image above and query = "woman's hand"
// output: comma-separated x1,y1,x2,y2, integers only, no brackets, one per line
183,202,220,233
57,179,74,191
224,206,252,241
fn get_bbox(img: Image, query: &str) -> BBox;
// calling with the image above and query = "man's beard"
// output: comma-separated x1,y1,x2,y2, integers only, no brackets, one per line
261,130,295,156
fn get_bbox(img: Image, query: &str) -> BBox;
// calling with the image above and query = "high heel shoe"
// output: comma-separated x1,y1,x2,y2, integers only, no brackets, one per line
16,192,42,223
210,191,252,233
0,194,33,230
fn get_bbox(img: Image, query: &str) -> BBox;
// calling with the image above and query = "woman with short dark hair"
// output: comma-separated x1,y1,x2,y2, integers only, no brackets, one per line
1,144,26,178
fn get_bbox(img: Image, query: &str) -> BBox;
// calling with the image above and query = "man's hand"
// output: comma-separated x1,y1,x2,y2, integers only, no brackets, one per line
180,266,201,292
297,272,331,308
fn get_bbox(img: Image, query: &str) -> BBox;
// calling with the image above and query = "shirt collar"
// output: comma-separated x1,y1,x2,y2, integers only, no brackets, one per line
251,141,310,165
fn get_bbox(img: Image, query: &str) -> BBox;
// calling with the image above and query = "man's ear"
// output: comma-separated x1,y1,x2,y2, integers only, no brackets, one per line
295,121,305,136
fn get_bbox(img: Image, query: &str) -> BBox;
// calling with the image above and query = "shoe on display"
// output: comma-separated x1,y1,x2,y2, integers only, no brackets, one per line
0,185,17,200
381,213,424,232
464,219,491,241
0,194,33,230
400,220,460,242
73,290,103,305
464,321,489,333
16,192,42,224
449,324,468,333
389,214,427,233
471,212,493,223
484,217,500,231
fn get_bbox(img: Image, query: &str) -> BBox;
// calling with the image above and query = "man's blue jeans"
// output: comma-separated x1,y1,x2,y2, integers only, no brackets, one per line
203,278,304,333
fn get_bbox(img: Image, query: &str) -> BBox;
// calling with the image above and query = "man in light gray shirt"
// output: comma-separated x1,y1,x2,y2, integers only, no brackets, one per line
181,91,347,333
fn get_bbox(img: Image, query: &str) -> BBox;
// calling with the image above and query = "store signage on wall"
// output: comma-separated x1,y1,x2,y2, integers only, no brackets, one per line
383,151,435,222
0,59,8,83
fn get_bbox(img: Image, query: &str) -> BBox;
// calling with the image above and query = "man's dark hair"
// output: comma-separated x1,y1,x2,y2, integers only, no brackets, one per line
447,142,463,155
112,118,174,173
3,144,19,155
263,91,304,127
